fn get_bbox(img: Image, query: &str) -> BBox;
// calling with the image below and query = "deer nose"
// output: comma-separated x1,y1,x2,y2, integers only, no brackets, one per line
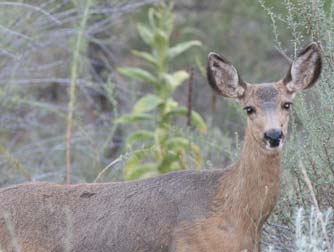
264,129,283,148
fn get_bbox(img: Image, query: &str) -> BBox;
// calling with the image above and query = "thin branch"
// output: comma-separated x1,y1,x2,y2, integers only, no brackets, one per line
0,145,32,182
187,67,194,127
65,0,93,184
300,161,333,251
0,25,35,43
275,46,293,63
0,2,61,24
94,156,122,183
3,212,22,252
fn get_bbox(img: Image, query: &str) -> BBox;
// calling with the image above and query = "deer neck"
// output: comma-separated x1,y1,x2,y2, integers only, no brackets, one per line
215,125,281,225
239,126,281,176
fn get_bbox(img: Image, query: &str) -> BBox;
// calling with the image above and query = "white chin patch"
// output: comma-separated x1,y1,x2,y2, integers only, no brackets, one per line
265,141,284,152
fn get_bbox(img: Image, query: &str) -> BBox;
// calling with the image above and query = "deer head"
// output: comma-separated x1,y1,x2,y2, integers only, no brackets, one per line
207,43,322,153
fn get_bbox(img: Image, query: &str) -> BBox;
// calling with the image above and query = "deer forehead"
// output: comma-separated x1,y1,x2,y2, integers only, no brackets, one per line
244,83,287,107
255,86,278,102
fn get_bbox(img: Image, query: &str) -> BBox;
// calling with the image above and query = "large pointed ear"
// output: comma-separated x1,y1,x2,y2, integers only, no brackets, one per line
207,53,247,98
283,42,322,92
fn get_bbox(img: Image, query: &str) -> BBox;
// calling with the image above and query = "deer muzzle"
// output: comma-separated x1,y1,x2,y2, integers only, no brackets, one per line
264,129,283,148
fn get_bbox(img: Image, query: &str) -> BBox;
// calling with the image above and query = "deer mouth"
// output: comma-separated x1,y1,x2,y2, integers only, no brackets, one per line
263,129,284,152
264,137,284,152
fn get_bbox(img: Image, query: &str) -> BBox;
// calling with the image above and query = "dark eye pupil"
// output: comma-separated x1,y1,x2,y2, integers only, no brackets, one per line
284,103,291,109
245,106,254,114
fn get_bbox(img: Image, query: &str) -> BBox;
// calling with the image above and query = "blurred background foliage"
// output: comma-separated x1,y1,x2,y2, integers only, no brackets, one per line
118,3,206,180
0,0,333,251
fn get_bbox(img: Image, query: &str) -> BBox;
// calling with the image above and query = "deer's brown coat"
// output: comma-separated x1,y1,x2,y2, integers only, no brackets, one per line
0,43,321,252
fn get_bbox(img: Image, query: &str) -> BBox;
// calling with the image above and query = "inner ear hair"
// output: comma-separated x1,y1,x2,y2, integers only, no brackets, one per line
207,52,247,98
283,42,322,92
207,53,228,94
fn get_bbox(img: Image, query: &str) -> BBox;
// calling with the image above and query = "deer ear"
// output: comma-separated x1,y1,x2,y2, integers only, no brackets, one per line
284,42,322,92
207,53,246,98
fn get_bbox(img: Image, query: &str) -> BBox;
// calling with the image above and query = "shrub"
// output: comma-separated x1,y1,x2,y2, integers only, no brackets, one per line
117,3,206,180
260,0,334,250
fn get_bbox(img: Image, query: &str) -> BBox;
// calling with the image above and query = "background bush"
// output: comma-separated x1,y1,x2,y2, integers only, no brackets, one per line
118,3,206,180
0,0,333,250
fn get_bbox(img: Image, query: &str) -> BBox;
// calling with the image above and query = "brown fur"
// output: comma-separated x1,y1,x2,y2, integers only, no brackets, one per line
0,84,287,252
0,44,321,252
172,130,281,252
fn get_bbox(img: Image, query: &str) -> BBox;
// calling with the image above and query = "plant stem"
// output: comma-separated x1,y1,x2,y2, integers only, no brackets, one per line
65,0,93,184
187,67,194,127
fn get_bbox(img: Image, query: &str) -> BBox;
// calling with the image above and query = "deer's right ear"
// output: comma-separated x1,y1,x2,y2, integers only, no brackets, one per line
283,42,322,92
207,53,246,99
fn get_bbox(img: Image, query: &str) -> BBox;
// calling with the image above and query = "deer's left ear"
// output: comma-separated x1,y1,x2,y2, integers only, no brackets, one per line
207,52,247,99
284,42,322,92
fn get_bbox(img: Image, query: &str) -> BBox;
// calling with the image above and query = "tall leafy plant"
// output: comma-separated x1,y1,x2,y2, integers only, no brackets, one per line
117,3,206,180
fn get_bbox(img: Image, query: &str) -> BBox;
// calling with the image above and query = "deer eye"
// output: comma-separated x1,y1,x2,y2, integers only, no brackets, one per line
282,102,293,110
244,106,255,115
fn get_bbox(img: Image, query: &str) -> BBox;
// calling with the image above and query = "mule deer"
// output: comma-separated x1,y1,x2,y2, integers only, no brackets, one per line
0,43,321,252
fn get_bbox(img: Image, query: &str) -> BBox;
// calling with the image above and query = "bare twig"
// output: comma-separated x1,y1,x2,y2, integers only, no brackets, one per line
0,145,32,182
275,46,293,63
64,207,73,252
65,0,93,184
211,93,217,113
0,25,35,43
323,144,334,176
187,67,194,127
0,2,61,24
94,156,122,183
300,160,333,251
3,212,22,252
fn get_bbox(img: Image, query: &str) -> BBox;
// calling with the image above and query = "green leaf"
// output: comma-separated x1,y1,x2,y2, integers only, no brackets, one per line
160,98,178,116
167,40,202,59
118,67,157,86
154,127,169,145
133,94,163,114
163,71,189,90
166,137,203,168
115,113,153,124
166,137,190,150
158,155,182,173
137,23,153,45
195,56,206,77
132,50,158,66
126,130,154,146
154,29,168,45
148,7,157,30
165,107,207,133
153,29,169,58
125,163,158,180
123,148,153,180
190,111,207,133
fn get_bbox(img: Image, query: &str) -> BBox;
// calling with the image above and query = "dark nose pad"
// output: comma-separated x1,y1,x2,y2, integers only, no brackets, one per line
264,129,283,147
